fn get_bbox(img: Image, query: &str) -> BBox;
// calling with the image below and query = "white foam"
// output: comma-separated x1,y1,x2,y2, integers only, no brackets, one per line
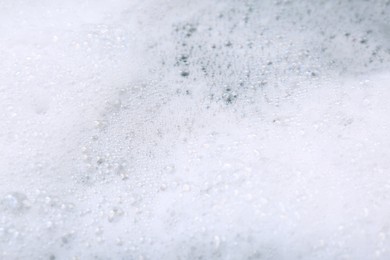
1,0,390,259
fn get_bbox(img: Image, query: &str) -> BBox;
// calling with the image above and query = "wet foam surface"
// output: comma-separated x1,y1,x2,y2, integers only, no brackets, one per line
1,0,390,259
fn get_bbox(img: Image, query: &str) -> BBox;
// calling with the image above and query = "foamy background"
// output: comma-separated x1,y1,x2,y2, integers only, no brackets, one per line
1,0,390,259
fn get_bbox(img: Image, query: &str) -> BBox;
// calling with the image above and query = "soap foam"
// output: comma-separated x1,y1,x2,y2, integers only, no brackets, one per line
1,0,390,259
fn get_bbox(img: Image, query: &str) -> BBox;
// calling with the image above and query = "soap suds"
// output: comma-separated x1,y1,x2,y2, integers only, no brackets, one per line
1,0,390,259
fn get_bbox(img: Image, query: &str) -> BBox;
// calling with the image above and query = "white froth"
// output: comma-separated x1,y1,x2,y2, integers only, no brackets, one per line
1,0,390,259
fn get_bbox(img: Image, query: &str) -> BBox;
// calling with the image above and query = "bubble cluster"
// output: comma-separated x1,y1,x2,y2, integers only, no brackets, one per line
1,0,390,259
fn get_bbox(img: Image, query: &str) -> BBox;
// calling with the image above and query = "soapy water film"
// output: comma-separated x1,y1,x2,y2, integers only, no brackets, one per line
1,0,390,259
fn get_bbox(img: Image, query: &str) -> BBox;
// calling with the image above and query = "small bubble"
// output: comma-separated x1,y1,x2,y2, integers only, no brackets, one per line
180,71,190,77
1,192,30,213
182,184,191,192
108,207,124,223
116,238,123,246
163,164,175,174
160,184,167,191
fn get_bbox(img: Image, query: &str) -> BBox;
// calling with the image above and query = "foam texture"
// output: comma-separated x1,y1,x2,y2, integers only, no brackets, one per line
1,0,390,259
